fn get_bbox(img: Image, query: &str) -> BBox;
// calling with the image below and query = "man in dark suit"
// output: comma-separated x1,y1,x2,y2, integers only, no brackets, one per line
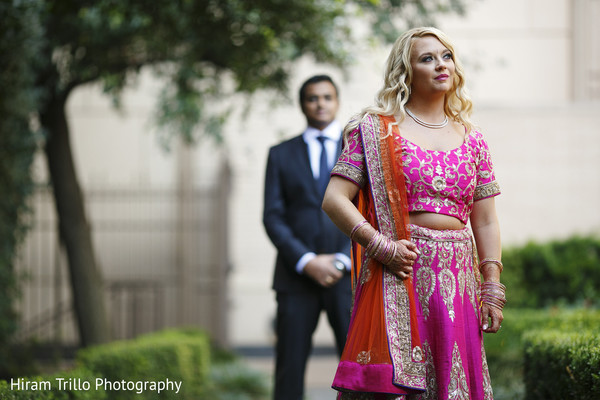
263,75,352,400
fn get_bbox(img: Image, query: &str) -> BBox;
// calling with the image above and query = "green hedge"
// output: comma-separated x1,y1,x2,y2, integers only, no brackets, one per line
0,328,210,400
523,330,600,400
484,308,600,400
208,362,270,400
502,235,600,308
77,328,211,399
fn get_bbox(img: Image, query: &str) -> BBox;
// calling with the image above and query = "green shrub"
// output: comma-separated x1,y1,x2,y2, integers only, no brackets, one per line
208,362,270,400
77,328,210,399
204,340,270,400
0,328,269,400
523,330,600,400
484,308,600,400
502,235,600,308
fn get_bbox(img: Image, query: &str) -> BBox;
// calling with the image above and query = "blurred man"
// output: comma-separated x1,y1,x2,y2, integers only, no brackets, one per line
263,75,352,400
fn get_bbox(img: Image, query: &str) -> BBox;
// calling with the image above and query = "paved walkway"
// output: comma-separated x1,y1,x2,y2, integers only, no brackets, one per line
241,352,339,400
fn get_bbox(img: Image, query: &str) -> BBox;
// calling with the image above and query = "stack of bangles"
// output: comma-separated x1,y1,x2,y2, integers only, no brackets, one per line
365,231,397,265
480,281,507,311
350,220,397,265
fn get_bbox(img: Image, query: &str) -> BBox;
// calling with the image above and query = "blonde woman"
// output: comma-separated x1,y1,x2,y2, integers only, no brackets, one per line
322,27,504,399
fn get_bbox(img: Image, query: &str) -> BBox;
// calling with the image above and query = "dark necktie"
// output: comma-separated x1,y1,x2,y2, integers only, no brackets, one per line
317,135,329,196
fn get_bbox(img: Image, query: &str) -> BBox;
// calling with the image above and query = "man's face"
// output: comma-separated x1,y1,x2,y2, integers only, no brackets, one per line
301,81,339,130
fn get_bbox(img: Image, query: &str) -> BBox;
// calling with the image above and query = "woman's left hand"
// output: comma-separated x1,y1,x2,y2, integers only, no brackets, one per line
480,303,503,333
387,239,419,280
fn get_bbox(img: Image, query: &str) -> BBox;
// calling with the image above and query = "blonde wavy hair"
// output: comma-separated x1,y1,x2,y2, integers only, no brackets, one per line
345,27,474,136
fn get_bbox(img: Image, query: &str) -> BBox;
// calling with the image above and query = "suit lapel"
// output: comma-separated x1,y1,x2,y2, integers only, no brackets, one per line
295,135,313,177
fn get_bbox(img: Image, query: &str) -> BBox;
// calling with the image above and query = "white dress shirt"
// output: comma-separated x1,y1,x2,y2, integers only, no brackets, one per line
295,120,351,274
302,120,342,180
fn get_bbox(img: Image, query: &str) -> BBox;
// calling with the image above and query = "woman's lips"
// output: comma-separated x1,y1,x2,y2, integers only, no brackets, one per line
435,74,449,81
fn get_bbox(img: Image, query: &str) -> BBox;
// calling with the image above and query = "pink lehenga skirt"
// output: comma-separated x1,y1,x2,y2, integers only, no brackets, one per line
338,225,494,400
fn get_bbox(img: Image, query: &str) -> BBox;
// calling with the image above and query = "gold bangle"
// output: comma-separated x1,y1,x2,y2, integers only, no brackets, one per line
479,258,503,273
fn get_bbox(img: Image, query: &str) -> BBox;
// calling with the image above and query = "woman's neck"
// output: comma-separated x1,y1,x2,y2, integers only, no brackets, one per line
405,96,445,119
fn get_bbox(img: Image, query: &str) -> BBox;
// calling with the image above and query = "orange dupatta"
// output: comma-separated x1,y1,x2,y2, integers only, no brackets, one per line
333,115,426,395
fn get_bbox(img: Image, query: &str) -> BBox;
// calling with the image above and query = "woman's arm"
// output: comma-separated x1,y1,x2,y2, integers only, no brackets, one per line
322,176,363,236
470,196,504,333
322,176,418,279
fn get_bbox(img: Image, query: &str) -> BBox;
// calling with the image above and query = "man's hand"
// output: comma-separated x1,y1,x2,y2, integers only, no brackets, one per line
303,254,344,287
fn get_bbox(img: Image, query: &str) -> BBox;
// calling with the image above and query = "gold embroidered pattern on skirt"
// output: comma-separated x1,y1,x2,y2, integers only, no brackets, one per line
481,341,494,400
414,238,436,321
416,266,436,320
439,269,457,322
457,268,466,305
415,341,437,400
448,342,470,400
466,265,479,315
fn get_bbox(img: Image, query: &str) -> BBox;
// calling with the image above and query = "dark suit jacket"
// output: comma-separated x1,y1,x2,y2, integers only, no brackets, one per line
263,134,351,293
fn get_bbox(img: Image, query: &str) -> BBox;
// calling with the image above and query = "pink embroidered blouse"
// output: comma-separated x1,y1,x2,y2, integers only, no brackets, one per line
332,127,500,224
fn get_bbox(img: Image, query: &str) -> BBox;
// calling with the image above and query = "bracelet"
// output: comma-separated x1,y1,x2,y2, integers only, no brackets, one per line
350,220,369,241
480,281,507,310
365,231,396,265
379,240,397,265
478,258,503,273
482,299,505,311
365,231,383,256
481,281,506,292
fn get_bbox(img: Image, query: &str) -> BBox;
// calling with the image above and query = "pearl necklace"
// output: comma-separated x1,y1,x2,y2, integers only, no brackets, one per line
406,108,448,129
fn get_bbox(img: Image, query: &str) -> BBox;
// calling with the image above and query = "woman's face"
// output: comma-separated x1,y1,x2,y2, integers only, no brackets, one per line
409,35,455,97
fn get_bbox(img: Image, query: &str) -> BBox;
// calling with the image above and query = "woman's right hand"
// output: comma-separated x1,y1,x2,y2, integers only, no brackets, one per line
387,239,420,280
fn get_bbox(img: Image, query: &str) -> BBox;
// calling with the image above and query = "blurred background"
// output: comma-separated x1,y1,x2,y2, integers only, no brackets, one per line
2,0,599,399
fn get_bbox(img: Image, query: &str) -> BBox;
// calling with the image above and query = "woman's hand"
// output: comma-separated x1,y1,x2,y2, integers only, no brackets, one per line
480,302,503,333
387,239,420,280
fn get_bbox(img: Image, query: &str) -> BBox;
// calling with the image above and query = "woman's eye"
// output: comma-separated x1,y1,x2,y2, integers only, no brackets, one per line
443,52,453,59
422,56,433,62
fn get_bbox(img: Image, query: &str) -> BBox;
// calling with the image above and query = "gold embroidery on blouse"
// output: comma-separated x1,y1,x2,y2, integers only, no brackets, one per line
332,125,368,187
474,180,501,201
400,133,500,224
332,162,367,187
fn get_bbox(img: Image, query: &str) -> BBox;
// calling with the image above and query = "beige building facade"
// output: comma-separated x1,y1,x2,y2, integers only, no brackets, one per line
20,0,600,347
226,0,600,346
